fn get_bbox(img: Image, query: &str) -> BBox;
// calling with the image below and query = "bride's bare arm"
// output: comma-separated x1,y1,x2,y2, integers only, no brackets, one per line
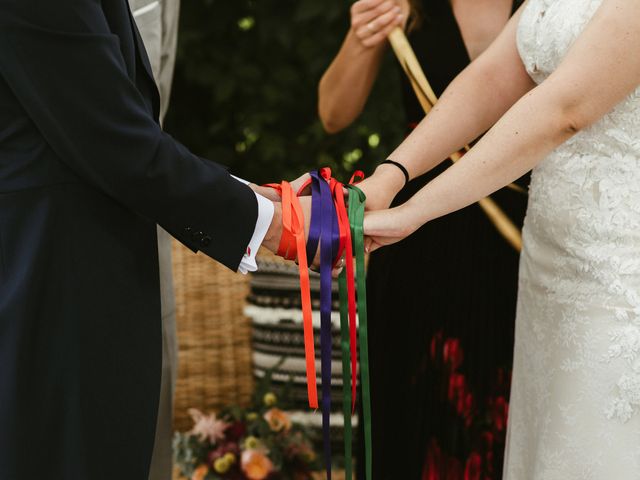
365,0,640,245
360,3,535,208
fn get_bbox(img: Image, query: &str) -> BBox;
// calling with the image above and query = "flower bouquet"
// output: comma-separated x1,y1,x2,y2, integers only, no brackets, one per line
174,391,319,480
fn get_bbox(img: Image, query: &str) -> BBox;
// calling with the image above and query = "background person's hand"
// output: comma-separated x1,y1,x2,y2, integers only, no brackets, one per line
350,0,408,49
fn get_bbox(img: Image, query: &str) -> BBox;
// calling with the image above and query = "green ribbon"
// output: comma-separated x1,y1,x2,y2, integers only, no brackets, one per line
339,185,372,480
338,268,353,479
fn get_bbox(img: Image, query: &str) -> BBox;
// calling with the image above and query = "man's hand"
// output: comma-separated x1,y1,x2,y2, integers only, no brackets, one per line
261,197,320,267
262,197,344,277
262,200,283,254
248,183,282,202
288,173,312,196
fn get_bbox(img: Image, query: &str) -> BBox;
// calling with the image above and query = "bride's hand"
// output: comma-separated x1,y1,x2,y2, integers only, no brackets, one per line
358,162,407,211
363,203,420,252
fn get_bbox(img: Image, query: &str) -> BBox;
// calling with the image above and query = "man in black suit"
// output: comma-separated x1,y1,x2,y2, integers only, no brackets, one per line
0,1,303,478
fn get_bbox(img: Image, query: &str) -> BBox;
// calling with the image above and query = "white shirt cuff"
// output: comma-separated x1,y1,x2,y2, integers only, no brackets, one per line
231,175,275,274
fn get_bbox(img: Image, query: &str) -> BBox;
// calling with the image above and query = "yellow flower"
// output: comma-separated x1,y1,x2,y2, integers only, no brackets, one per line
191,465,209,480
224,452,237,465
241,449,274,480
244,435,260,450
246,412,258,421
263,408,292,433
303,450,317,462
263,392,277,407
213,457,231,474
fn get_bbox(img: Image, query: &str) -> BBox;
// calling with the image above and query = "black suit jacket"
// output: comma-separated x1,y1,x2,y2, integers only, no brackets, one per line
0,1,258,478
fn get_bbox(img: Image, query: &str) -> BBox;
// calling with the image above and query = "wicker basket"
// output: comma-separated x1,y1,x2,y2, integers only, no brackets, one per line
171,239,254,432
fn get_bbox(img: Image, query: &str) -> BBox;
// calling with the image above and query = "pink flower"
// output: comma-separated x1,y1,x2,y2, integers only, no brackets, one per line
188,408,229,444
241,449,274,480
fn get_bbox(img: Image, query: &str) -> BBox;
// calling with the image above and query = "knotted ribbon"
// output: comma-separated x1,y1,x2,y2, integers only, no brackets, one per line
268,169,371,480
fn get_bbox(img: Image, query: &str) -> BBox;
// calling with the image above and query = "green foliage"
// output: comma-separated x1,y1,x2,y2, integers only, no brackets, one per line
165,0,405,184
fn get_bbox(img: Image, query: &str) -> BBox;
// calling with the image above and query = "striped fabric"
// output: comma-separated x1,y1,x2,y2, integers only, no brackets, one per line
245,257,361,457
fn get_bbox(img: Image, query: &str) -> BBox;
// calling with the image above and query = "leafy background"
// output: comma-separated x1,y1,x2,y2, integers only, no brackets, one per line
164,0,406,184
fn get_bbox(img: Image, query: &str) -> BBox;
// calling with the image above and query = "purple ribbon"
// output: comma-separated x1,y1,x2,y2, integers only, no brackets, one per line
305,174,321,262
307,170,340,479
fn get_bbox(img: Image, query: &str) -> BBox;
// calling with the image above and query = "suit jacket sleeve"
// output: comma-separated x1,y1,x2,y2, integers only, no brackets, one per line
0,0,257,270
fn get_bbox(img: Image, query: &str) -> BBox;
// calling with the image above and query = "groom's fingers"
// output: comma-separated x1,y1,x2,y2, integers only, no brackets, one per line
250,184,282,202
289,173,312,196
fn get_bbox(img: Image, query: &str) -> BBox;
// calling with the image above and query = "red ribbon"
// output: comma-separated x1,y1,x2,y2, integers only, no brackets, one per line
327,170,359,412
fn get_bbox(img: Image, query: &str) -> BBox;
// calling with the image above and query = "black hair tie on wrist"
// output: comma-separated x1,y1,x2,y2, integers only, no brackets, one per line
380,159,410,186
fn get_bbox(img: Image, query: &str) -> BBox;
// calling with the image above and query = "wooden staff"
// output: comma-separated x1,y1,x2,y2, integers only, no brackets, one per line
387,28,523,251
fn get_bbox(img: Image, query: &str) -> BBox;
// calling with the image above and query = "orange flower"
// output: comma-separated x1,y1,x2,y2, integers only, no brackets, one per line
191,464,209,480
263,408,291,433
241,449,274,480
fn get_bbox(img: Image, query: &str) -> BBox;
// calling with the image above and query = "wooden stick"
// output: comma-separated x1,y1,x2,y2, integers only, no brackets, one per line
387,27,523,251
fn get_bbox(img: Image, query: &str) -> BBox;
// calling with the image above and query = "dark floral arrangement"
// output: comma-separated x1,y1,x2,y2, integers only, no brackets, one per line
174,376,319,480
422,331,511,479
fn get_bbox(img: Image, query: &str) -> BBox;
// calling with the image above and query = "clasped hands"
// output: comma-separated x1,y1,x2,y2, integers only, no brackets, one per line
251,162,421,271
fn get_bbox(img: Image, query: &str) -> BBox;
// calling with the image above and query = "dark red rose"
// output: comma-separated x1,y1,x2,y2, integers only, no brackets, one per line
224,472,245,480
481,431,494,450
496,368,507,389
443,338,464,371
448,373,465,403
445,457,463,480
430,331,444,363
207,441,240,464
461,392,474,421
491,396,509,432
225,421,247,442
423,438,444,480
464,452,482,480
485,451,495,475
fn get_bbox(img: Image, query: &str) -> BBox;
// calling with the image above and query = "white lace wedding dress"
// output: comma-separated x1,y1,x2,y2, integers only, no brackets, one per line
505,0,640,477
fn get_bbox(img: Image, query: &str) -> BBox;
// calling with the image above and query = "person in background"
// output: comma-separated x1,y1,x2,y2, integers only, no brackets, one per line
130,1,180,479
319,0,526,478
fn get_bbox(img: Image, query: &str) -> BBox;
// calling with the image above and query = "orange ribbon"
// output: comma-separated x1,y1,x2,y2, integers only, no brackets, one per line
264,181,318,409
